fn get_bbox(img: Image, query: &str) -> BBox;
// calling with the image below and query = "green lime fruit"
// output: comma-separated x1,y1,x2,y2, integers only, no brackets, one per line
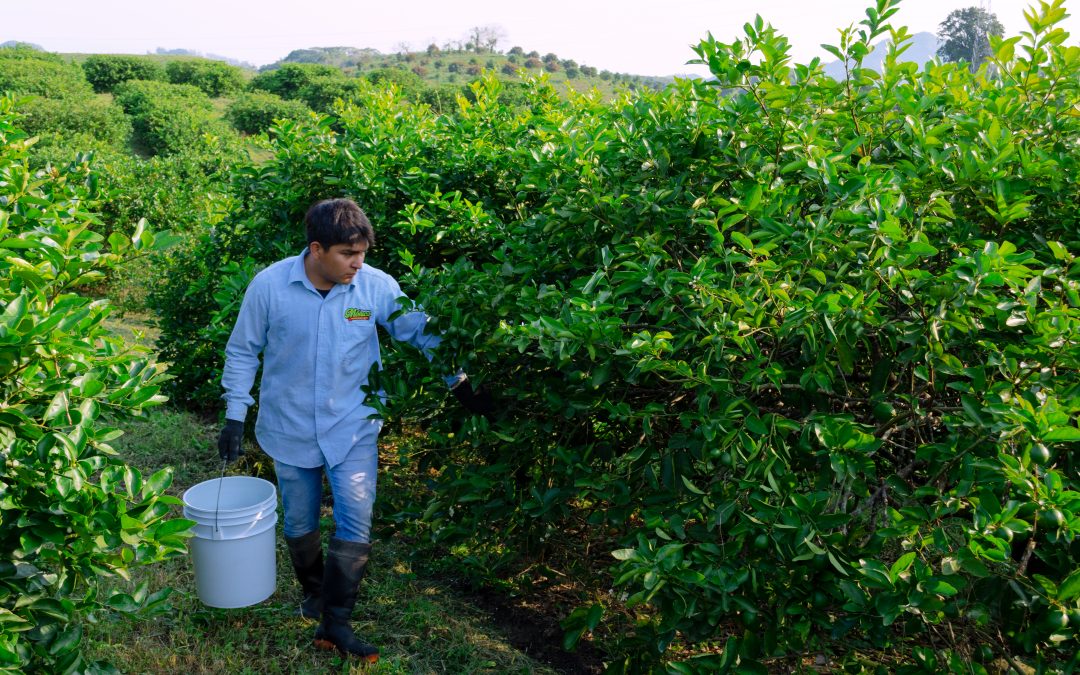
1028,443,1051,465
1039,509,1066,530
1066,608,1080,628
1045,609,1069,631
872,401,895,422
753,534,770,550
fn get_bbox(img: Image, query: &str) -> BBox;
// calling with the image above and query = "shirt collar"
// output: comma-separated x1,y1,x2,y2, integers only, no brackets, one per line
288,249,315,290
288,248,361,293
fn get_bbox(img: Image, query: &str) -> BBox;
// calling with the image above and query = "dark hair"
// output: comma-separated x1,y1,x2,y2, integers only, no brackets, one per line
304,198,375,249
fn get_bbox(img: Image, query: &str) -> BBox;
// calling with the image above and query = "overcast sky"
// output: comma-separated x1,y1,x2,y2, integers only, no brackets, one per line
4,0,1077,76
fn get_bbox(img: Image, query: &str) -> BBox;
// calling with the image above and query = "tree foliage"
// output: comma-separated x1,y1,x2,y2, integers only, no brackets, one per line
937,6,1005,68
0,50,92,100
157,0,1080,668
165,58,245,98
82,55,166,93
0,95,191,672
17,95,131,165
226,91,310,134
113,80,235,156
248,63,339,100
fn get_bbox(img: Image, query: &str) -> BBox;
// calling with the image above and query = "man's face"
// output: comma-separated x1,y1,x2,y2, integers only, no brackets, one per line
309,241,368,288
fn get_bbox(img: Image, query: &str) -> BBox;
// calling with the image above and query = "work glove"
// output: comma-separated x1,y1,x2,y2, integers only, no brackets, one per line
217,419,244,463
451,379,495,420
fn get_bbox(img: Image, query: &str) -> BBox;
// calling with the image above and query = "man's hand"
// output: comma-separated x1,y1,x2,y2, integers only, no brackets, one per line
451,380,495,420
218,419,245,463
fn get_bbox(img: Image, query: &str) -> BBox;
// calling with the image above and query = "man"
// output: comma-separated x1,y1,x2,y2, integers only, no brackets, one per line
217,198,489,662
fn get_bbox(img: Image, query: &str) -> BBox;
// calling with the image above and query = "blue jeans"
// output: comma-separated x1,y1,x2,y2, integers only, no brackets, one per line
275,445,378,543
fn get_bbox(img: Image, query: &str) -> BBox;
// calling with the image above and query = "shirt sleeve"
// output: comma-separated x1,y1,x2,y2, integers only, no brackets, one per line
221,276,269,421
377,275,465,389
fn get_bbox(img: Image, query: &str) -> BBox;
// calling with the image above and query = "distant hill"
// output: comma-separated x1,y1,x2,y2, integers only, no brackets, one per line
277,46,383,70
1,40,44,51
823,31,939,79
153,47,255,70
258,45,673,96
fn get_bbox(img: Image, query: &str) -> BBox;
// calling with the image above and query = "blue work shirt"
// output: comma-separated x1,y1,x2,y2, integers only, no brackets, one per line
221,250,460,468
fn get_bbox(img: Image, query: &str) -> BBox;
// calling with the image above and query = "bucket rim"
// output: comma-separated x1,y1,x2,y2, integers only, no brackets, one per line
182,476,277,514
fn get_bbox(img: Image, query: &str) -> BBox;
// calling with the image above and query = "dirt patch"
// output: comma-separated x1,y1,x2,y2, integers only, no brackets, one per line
452,582,607,675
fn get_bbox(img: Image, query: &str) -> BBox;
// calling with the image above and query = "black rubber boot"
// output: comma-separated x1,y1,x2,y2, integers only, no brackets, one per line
313,538,379,663
284,530,323,620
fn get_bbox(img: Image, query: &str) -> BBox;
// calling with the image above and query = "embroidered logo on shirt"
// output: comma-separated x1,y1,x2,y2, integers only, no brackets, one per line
345,307,373,322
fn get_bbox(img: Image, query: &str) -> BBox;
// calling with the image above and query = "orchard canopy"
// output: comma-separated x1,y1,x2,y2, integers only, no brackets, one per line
152,0,1080,667
2,0,1078,670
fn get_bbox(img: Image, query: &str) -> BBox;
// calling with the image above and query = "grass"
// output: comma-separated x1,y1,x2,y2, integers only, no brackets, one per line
85,407,560,674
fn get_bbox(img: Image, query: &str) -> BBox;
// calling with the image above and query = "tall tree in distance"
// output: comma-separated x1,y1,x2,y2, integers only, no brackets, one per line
937,6,1005,70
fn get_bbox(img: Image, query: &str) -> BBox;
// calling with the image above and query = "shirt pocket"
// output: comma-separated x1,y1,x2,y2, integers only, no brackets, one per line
341,319,377,364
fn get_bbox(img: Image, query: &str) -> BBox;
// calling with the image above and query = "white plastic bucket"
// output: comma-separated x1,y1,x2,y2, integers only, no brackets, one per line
182,476,279,608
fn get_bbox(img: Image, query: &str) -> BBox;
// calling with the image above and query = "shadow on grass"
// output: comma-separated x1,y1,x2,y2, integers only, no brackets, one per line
87,407,562,674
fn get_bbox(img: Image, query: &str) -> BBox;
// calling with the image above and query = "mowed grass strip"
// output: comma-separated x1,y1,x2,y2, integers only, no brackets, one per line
86,408,556,675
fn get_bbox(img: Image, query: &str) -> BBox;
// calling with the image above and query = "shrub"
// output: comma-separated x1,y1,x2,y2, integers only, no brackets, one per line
249,63,339,99
113,79,231,156
95,147,238,311
0,44,59,61
0,53,92,99
156,3,1080,670
226,91,310,134
366,67,426,100
82,54,166,93
18,95,131,149
296,75,365,111
0,93,190,673
419,83,466,113
165,58,245,97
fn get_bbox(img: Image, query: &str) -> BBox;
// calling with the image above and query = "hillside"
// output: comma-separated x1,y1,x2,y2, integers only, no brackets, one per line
264,44,674,96
822,30,939,78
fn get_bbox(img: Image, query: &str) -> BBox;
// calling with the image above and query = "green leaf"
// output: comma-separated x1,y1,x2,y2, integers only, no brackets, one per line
730,231,754,252
48,625,82,656
923,579,958,597
889,552,916,581
611,549,637,561
0,237,43,250
681,475,705,495
1,294,26,329
1058,569,1080,601
141,468,174,498
907,241,938,257
44,391,70,422
1043,427,1080,442
153,518,195,538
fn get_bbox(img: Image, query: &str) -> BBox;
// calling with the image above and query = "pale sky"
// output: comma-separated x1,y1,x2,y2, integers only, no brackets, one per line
4,0,1077,76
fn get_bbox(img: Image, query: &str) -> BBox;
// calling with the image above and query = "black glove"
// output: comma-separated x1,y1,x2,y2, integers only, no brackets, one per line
452,380,495,420
218,419,244,463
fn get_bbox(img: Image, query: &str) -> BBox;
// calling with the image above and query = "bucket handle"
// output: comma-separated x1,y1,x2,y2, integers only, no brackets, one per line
213,458,227,540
